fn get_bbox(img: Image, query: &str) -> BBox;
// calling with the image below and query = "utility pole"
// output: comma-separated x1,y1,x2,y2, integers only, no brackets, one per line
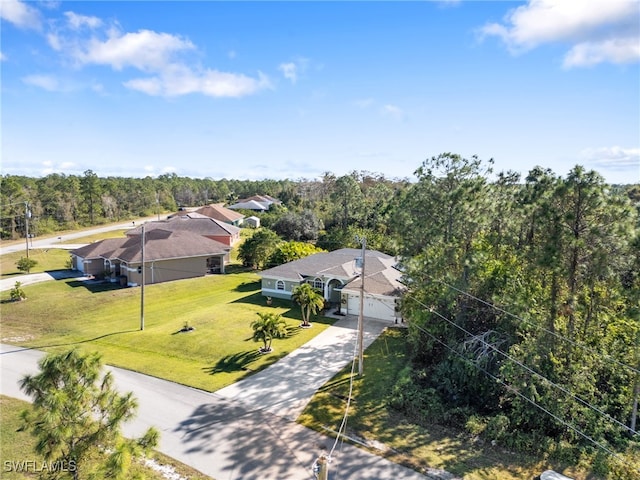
25,202,31,259
312,453,329,480
356,235,366,376
140,223,145,331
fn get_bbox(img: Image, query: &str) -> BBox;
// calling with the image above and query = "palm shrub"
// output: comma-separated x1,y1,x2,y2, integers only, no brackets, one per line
292,283,324,327
251,312,288,353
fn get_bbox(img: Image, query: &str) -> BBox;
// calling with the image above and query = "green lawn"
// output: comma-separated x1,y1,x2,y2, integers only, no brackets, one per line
0,249,71,279
0,273,335,392
0,395,212,480
1,230,128,279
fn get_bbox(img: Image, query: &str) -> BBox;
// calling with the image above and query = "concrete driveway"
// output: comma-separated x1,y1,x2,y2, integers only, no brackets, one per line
0,316,454,479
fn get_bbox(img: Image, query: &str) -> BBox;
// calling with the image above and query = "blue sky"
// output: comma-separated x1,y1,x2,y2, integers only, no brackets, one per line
1,1,639,184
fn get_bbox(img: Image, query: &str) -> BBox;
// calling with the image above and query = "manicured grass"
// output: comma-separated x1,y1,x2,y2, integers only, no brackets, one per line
0,249,71,278
0,395,212,480
298,328,593,480
1,273,334,392
59,229,129,244
0,229,128,279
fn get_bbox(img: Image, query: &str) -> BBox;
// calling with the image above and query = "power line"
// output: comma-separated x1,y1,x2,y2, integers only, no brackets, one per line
421,300,636,437
409,314,639,474
435,279,640,376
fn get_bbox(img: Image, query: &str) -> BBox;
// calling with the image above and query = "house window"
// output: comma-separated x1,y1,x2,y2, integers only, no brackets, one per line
276,280,285,291
313,277,323,290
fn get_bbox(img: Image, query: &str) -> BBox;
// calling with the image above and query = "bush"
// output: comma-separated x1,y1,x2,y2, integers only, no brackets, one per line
387,366,445,423
16,257,38,274
485,414,510,442
465,414,487,436
9,281,26,301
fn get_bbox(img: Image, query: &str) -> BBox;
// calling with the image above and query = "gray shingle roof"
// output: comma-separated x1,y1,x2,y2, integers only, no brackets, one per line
127,216,240,237
261,248,390,279
71,230,229,263
261,248,404,297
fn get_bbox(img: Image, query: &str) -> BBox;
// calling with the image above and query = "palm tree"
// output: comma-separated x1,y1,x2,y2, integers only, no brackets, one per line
251,312,288,353
292,283,325,327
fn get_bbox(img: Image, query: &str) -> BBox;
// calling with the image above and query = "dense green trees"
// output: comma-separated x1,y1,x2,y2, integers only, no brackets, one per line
394,155,639,475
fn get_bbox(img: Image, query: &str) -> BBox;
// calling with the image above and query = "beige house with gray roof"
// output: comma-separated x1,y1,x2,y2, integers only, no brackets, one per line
260,248,405,322
70,229,231,286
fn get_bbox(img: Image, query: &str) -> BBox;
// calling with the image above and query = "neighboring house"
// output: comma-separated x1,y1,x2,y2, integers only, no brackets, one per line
227,194,282,212
260,248,405,322
244,216,261,228
70,229,232,286
194,204,245,226
128,214,242,246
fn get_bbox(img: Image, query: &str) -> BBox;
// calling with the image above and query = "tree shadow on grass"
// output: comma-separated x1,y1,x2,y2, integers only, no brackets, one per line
231,291,273,306
233,280,261,292
65,280,123,293
203,350,262,375
4,329,139,352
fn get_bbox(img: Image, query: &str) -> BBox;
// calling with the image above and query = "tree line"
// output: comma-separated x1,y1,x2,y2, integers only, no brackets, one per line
2,156,639,476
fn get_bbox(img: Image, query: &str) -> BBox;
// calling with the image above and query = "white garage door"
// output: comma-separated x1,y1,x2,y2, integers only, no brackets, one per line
346,294,396,322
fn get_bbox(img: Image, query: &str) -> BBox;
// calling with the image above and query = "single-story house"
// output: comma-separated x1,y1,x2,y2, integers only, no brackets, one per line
260,248,405,322
194,204,245,226
70,229,232,286
128,214,241,246
227,195,282,212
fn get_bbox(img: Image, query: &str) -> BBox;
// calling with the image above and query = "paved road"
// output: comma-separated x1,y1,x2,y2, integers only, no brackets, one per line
0,216,159,255
1,317,452,479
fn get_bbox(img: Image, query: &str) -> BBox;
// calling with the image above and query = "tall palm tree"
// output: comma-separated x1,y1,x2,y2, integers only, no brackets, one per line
251,312,287,353
292,283,325,327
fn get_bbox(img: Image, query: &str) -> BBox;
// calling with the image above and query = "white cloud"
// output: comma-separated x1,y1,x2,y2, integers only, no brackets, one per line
564,37,640,67
279,62,298,83
64,11,102,30
41,160,77,176
16,8,271,99
381,104,405,121
76,29,195,71
480,0,640,67
22,74,61,91
124,65,272,98
278,57,310,84
0,51,6,61
0,0,42,30
580,146,640,171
